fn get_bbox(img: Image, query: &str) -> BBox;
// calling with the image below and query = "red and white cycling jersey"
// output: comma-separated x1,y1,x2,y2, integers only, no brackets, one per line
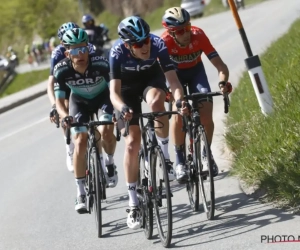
161,26,219,70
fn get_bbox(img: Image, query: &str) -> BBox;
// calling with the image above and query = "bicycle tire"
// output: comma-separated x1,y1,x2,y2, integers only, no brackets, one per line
91,147,103,237
196,127,215,220
137,151,153,239
150,146,172,248
185,131,200,212
86,147,93,215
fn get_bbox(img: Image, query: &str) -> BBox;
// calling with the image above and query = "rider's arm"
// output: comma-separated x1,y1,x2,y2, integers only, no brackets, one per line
156,37,185,101
110,79,125,112
56,97,68,118
199,28,230,82
47,51,61,106
210,56,229,82
164,70,185,102
109,44,125,111
53,67,68,118
47,75,56,106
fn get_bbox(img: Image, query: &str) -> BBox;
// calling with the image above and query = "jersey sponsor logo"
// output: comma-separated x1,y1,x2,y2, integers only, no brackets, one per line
171,48,178,53
101,104,107,111
53,61,68,71
170,51,202,63
110,43,123,59
87,43,96,54
128,185,136,191
153,37,167,52
51,47,64,59
66,76,105,86
124,63,154,71
91,55,108,62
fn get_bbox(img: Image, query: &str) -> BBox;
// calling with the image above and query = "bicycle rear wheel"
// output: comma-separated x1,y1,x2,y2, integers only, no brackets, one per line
196,127,215,220
150,146,172,248
137,151,153,239
91,147,104,237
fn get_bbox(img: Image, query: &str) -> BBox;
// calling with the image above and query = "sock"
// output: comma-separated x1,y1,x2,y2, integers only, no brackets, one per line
127,182,139,207
174,144,185,166
75,177,86,196
156,135,170,160
105,154,114,165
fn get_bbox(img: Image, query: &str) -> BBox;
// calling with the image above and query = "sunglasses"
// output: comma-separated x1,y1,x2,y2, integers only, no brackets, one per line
172,23,191,36
69,46,88,56
131,36,151,49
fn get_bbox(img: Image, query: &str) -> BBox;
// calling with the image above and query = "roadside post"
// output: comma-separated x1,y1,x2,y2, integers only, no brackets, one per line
228,0,273,115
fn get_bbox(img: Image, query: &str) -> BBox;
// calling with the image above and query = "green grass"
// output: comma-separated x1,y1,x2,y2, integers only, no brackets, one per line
0,68,49,98
225,18,300,208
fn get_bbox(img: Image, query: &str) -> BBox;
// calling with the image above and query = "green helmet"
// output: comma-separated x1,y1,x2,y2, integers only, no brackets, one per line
62,28,88,46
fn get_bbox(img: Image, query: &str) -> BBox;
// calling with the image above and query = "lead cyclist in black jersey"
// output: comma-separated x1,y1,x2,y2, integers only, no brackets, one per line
54,28,117,213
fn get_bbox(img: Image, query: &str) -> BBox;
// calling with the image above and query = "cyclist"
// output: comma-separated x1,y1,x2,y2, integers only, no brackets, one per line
82,14,110,54
161,7,232,181
109,16,187,229
54,28,118,213
47,22,96,172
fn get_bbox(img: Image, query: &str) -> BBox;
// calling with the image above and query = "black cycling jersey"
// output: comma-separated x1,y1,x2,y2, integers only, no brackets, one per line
54,55,110,100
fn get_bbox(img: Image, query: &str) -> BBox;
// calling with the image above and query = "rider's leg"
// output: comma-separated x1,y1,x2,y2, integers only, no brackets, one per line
63,96,74,172
69,94,90,213
189,64,218,176
143,72,175,180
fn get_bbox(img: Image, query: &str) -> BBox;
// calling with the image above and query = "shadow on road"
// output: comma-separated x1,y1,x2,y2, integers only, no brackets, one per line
169,192,297,248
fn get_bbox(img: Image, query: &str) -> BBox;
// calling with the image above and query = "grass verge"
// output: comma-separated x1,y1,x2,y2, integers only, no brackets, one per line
0,68,49,98
225,18,300,208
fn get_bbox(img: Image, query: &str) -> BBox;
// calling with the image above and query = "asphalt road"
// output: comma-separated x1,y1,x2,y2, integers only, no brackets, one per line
1,1,300,249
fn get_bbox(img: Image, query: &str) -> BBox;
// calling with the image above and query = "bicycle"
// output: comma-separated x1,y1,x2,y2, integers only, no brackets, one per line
64,116,114,238
176,90,229,220
121,110,179,248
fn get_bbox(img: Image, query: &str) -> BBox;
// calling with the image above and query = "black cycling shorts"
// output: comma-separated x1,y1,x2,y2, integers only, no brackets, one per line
69,88,113,134
115,63,167,126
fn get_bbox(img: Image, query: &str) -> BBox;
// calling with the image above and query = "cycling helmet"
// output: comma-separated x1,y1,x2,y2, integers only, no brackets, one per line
162,7,190,29
62,28,88,46
57,22,79,40
82,14,94,24
118,16,150,43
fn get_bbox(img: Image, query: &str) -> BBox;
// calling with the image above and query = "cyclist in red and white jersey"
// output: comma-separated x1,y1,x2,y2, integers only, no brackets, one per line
161,7,232,181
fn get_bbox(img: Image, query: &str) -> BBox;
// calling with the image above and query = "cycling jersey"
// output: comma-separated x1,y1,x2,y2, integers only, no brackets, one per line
50,43,95,75
109,33,174,82
54,55,110,100
84,26,105,48
161,26,219,75
162,26,219,102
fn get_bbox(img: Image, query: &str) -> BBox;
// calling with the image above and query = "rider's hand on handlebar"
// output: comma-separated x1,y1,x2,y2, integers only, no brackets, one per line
49,104,57,123
219,81,233,94
62,116,73,128
121,105,133,121
175,100,189,116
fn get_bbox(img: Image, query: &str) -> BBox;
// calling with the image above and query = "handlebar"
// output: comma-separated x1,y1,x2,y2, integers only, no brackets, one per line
178,91,230,114
63,117,114,145
122,111,180,137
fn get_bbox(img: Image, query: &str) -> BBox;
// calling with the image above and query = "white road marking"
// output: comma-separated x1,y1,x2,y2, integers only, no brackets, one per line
0,117,48,142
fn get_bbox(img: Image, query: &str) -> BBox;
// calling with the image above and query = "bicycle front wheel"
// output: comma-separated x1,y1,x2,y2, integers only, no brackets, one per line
91,147,103,237
150,146,172,248
196,127,215,220
137,150,153,239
